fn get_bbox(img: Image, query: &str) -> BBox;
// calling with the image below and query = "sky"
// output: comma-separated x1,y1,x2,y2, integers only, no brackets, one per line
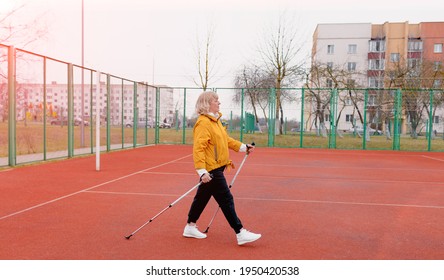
1,0,444,88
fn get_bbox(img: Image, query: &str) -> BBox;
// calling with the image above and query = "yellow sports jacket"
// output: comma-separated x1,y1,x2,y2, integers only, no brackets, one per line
193,112,242,172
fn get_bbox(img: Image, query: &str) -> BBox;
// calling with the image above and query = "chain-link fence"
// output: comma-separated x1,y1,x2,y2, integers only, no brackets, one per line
1,44,444,167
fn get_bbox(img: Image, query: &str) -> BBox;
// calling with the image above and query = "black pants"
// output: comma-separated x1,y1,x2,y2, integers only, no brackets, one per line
187,166,243,234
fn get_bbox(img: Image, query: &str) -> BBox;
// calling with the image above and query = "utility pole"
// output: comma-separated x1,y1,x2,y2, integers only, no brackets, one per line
80,0,85,147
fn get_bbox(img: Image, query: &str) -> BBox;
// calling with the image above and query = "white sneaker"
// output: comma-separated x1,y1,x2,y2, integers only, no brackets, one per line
183,224,207,239
236,229,261,245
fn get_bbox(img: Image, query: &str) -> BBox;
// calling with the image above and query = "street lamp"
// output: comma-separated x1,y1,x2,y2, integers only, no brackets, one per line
147,45,155,85
80,0,85,146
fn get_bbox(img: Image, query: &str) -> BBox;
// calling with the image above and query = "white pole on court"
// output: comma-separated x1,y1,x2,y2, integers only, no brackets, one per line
95,71,101,171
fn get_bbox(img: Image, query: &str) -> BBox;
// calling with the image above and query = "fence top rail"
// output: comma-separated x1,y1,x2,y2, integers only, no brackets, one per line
0,43,158,88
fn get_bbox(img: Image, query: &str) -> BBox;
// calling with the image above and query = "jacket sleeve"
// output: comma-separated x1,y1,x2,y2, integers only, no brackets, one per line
193,120,212,170
226,131,242,152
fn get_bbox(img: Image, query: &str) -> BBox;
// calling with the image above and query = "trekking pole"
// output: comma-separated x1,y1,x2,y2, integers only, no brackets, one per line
125,180,203,240
203,142,255,233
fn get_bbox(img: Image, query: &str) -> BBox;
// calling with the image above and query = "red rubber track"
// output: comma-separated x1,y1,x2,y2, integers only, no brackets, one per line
1,145,443,260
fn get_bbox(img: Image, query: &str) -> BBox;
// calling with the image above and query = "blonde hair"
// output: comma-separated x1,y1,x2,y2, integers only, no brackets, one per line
195,91,218,115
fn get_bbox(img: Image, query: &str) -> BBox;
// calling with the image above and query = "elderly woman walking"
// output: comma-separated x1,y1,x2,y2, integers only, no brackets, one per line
183,91,261,246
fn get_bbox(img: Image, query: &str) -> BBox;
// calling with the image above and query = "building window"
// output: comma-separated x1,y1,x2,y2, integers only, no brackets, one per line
433,116,440,124
348,44,357,54
347,62,357,71
433,79,442,88
327,62,333,70
408,58,421,70
369,59,384,70
390,53,400,62
369,77,383,88
434,43,443,53
327,45,335,54
434,61,442,71
368,95,376,106
408,40,423,51
345,114,354,122
369,40,385,52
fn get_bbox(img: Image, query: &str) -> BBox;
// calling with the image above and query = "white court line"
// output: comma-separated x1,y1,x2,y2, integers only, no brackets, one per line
140,171,195,176
421,155,444,162
141,171,443,185
84,190,444,210
238,197,444,210
244,174,444,185
164,160,442,171
139,170,444,185
247,163,443,172
0,154,192,221
85,190,189,198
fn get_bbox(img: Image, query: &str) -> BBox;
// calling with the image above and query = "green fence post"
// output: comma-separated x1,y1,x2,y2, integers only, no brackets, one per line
67,63,74,157
245,112,249,133
8,46,16,166
427,90,434,151
106,75,111,151
230,111,233,133
155,87,160,144
240,88,244,142
392,88,402,150
90,71,94,153
182,88,187,144
43,57,47,160
328,88,338,149
144,84,149,145
120,80,124,149
300,87,305,148
363,89,368,149
268,88,276,147
133,82,137,147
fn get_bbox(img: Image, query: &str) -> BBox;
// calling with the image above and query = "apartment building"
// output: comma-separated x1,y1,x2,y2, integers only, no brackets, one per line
310,21,444,134
13,81,174,126
312,23,371,87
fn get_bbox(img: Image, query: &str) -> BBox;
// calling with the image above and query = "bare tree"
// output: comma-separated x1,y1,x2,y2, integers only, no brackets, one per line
0,4,48,50
258,12,306,134
303,62,330,136
305,55,386,141
304,61,363,136
385,54,444,139
233,64,275,131
0,4,49,122
192,23,218,90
